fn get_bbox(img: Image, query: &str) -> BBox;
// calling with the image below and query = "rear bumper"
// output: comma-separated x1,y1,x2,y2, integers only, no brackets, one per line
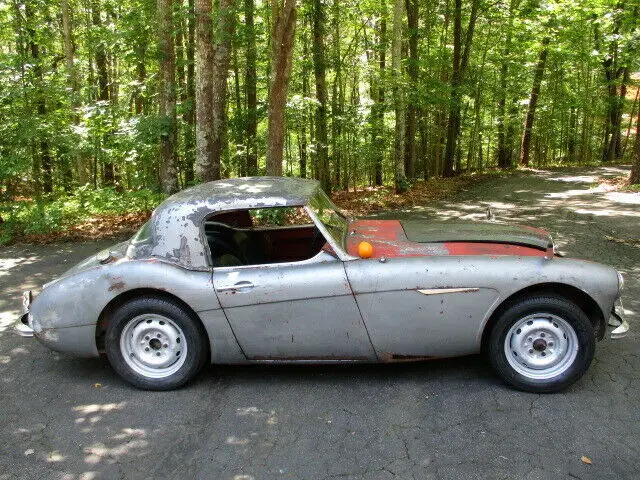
609,298,629,339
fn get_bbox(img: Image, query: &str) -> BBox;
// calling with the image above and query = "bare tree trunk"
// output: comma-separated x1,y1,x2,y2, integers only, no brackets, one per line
92,0,113,186
391,0,406,192
62,0,87,185
496,0,516,169
442,0,478,177
245,0,258,175
205,0,236,181
195,0,215,181
630,104,640,184
184,0,196,184
404,0,418,180
313,0,330,193
266,0,297,176
519,36,550,167
373,0,386,186
158,0,178,193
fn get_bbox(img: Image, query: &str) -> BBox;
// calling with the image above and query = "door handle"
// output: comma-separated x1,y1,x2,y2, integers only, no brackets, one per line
217,281,256,292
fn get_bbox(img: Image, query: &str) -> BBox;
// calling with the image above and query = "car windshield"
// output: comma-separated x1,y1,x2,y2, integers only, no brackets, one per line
308,190,348,252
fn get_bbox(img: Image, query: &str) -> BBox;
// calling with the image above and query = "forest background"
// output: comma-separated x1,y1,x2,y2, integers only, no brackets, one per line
0,0,639,243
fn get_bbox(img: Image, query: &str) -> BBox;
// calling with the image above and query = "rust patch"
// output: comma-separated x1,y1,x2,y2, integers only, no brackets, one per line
380,352,437,363
108,280,126,292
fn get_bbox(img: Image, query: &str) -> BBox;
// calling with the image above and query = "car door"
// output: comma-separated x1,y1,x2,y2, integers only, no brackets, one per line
344,256,500,359
212,252,376,360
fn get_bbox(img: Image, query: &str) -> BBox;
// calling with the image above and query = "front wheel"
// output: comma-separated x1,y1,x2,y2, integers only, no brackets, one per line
105,296,208,390
488,295,595,393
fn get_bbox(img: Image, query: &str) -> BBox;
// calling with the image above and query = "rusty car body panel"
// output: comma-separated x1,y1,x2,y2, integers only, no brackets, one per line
17,177,627,364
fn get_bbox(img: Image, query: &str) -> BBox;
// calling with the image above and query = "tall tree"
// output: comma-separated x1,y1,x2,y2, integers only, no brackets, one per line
391,0,406,191
630,103,640,185
157,0,179,193
404,0,418,180
92,0,113,186
496,0,517,169
266,0,297,176
195,0,215,181
519,36,550,167
208,0,236,181
442,0,479,177
313,0,330,193
245,0,258,175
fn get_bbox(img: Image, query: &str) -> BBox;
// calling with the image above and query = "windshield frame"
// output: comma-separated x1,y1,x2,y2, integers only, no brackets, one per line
304,189,355,261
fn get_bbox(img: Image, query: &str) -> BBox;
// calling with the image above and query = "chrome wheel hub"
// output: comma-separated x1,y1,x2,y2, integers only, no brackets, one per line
120,314,187,379
504,313,578,380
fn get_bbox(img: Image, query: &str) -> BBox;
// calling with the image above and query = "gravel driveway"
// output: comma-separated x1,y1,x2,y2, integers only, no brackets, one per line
1,166,638,480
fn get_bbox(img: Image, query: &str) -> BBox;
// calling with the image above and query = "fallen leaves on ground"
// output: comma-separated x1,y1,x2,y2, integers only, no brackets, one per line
14,211,151,245
581,455,593,465
332,174,496,217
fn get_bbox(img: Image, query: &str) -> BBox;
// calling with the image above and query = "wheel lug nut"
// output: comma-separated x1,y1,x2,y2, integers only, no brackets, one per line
163,344,168,348
540,333,545,338
156,352,161,356
145,336,150,340
157,334,161,338
145,347,149,352
529,349,534,354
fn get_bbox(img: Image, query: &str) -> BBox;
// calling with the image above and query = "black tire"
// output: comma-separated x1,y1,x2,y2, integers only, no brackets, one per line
105,296,208,391
488,295,595,393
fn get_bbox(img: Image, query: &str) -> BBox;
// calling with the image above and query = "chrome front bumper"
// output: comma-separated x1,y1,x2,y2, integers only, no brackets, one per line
608,298,629,339
14,291,34,338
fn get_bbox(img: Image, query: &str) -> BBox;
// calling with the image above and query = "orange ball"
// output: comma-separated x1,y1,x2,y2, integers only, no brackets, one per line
358,241,373,259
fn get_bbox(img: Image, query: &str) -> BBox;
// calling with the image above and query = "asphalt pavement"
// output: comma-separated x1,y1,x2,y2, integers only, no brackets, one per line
1,166,639,480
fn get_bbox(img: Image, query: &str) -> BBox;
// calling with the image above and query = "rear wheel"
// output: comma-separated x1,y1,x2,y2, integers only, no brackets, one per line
105,296,208,390
488,295,595,393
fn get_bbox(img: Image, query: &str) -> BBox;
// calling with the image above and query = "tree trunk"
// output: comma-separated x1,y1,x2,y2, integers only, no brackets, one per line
206,0,235,181
92,0,113,186
313,0,330,193
496,0,516,169
374,0,386,186
266,0,297,176
61,0,86,186
245,0,258,175
184,0,196,184
404,0,418,180
630,102,640,184
391,0,406,191
158,0,179,194
442,0,478,177
519,36,550,167
195,0,215,182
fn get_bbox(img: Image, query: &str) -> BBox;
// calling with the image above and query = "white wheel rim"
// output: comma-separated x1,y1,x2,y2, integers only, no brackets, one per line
120,314,188,379
504,313,579,380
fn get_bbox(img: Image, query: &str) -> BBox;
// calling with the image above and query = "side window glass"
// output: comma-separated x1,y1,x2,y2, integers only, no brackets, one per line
204,207,330,267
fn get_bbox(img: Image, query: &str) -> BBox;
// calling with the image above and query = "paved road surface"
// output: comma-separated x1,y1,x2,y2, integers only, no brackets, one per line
1,166,639,480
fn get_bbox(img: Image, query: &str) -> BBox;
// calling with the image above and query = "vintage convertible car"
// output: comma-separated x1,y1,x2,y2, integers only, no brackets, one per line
16,177,628,391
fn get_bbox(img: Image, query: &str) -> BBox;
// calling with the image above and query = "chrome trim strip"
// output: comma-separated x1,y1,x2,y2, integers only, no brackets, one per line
417,288,480,295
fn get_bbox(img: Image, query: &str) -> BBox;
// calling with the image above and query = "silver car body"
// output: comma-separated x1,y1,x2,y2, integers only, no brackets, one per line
18,177,627,362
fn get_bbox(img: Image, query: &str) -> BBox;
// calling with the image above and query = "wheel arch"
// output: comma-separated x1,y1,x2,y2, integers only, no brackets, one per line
481,283,606,353
95,288,211,355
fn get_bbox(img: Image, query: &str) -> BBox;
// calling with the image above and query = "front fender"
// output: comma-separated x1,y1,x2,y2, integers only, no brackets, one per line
30,259,218,333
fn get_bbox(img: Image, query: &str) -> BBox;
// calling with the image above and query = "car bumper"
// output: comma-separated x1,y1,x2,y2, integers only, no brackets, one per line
608,298,629,339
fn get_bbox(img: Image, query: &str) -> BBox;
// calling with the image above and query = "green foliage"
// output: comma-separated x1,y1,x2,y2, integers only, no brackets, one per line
0,188,164,243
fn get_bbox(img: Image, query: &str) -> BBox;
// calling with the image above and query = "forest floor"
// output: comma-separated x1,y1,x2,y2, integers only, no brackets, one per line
1,165,639,480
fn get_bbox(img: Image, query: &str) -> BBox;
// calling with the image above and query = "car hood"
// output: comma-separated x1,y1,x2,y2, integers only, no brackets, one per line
346,219,552,258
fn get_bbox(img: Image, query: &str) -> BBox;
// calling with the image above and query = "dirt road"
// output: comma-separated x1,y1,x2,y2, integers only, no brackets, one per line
1,166,639,480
